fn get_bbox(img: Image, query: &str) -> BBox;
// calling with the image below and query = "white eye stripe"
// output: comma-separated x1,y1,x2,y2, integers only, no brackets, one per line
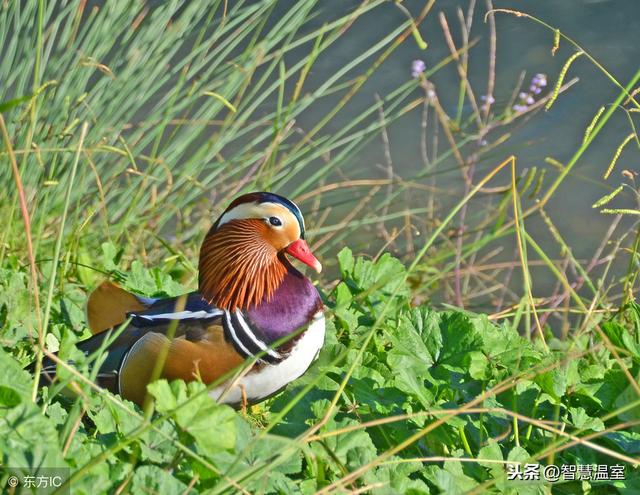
217,203,266,227
217,202,300,238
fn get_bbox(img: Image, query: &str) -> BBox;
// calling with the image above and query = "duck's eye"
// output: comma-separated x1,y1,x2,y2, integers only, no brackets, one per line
269,216,282,227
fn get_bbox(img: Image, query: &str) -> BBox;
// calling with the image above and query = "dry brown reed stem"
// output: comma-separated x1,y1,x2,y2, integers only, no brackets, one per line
484,0,496,122
304,407,561,444
348,483,387,494
0,114,42,346
376,95,395,245
438,11,482,129
536,206,617,329
317,408,640,467
454,158,474,307
381,456,522,466
374,224,409,261
83,149,111,237
429,94,467,171
113,471,135,495
540,420,640,461
181,475,200,495
62,406,88,457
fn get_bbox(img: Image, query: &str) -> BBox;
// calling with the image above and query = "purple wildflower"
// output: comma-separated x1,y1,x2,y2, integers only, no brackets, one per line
411,59,426,78
512,72,548,113
480,94,495,113
532,73,547,87
529,73,547,94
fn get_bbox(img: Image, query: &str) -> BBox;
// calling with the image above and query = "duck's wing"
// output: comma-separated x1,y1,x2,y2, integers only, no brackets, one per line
44,291,303,407
117,305,324,407
44,292,246,404
86,280,221,331
41,317,246,407
86,281,157,334
114,296,286,405
126,291,222,326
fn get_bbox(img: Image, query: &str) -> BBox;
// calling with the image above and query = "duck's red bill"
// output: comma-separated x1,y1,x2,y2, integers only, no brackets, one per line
285,239,322,273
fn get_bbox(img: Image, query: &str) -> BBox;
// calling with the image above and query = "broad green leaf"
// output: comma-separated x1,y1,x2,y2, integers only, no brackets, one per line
0,348,65,469
387,307,441,406
603,320,640,361
365,458,431,495
478,440,504,482
592,369,630,409
148,379,237,455
337,246,355,278
468,351,489,380
501,447,548,494
89,397,140,436
438,312,483,372
101,242,120,273
132,465,194,494
0,347,33,399
569,407,605,432
337,249,409,314
614,381,640,425
535,368,567,403
76,242,98,287
425,458,478,494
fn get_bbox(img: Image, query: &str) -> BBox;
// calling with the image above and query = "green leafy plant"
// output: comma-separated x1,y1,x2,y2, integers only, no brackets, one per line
1,251,638,493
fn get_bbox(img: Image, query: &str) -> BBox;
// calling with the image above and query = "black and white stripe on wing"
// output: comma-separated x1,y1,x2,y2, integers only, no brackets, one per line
128,293,223,327
222,310,282,364
125,293,284,364
131,309,223,325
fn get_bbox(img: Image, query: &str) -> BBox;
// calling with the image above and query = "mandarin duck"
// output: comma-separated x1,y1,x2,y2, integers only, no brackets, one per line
39,192,325,407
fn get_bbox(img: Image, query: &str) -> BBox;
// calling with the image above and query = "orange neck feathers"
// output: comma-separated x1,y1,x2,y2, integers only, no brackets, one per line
198,219,288,311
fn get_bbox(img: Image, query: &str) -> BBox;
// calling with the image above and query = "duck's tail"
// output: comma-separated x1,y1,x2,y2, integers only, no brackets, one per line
28,281,152,392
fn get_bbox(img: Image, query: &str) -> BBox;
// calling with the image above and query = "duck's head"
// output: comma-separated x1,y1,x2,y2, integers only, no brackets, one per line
198,192,321,311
